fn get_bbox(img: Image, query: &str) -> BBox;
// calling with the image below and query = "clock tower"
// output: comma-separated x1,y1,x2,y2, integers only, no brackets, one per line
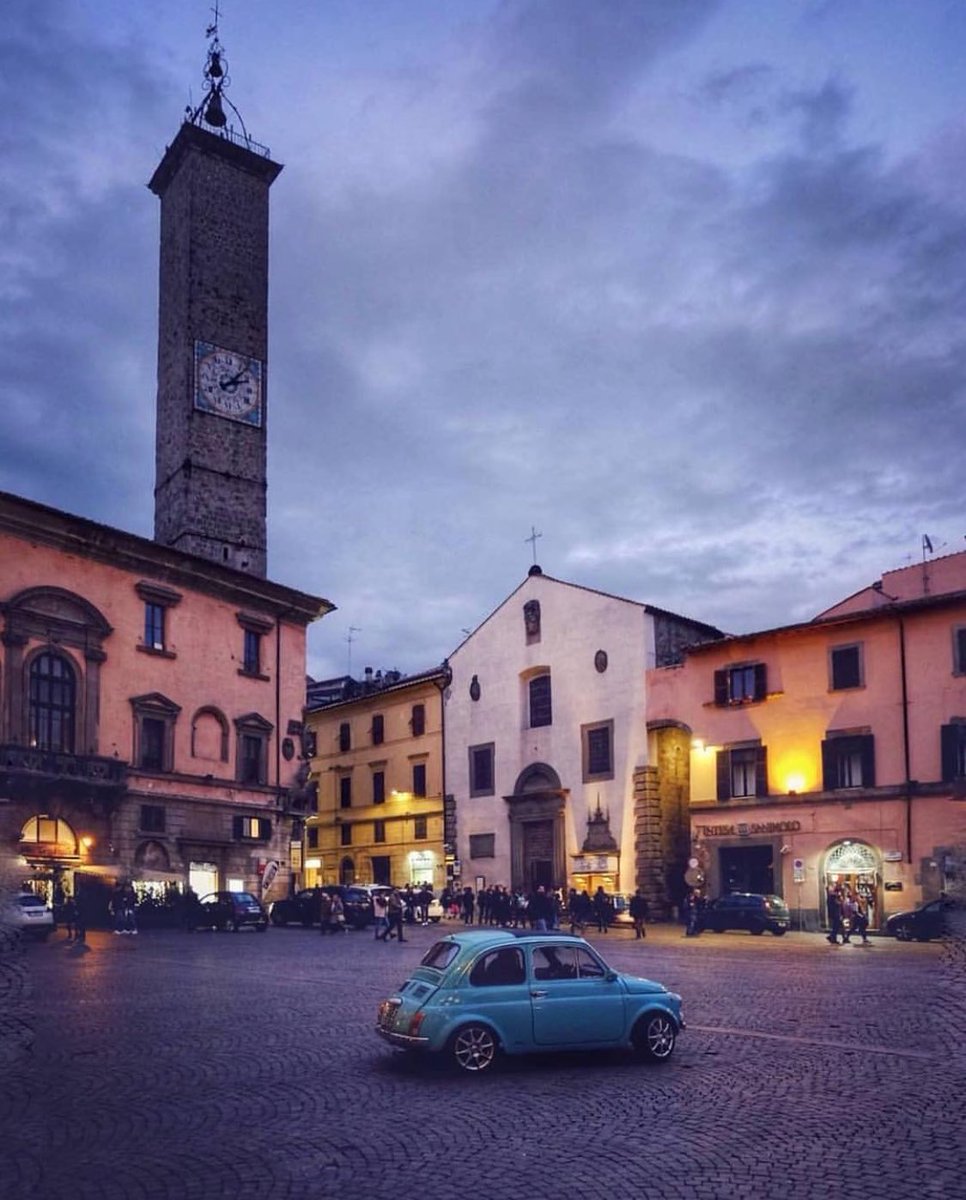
149,22,282,578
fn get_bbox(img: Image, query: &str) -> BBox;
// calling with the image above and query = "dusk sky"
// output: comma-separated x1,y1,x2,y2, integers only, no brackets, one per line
3,1,965,681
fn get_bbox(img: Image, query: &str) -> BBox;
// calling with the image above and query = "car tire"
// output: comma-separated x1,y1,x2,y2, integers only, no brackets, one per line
772,928,787,937
894,924,911,942
450,1023,499,1073
633,1012,677,1062
749,921,765,935
271,912,287,927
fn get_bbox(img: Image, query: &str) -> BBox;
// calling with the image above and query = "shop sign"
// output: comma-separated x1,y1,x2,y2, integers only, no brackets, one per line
883,850,903,862
572,854,618,873
290,842,302,870
694,820,802,839
884,881,903,891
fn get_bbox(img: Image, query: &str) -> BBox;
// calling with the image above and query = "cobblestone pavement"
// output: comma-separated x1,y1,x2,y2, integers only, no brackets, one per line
1,917,963,1200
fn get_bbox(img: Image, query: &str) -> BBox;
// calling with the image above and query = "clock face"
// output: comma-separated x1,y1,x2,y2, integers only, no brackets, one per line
194,342,263,426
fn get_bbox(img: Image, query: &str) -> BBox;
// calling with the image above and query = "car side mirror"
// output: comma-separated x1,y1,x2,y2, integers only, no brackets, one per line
606,971,618,982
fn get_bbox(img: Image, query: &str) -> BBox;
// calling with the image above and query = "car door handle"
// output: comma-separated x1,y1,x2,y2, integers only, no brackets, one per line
530,989,548,998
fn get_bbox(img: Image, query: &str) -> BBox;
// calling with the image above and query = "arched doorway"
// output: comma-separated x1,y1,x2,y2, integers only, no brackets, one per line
506,763,567,891
823,840,882,930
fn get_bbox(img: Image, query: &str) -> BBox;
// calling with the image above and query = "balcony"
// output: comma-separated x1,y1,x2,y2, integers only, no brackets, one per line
0,744,128,804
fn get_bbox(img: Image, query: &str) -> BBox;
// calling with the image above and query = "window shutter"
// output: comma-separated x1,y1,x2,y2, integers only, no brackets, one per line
755,745,769,796
259,818,272,840
821,740,834,791
754,664,767,701
716,750,731,801
714,670,728,706
958,630,966,673
940,724,955,782
411,705,425,736
232,815,243,839
859,734,876,788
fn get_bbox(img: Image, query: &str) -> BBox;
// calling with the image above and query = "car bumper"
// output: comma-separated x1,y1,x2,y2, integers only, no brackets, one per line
376,1026,430,1049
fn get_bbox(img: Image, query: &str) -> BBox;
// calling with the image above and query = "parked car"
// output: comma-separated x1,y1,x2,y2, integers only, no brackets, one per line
269,885,376,929
187,891,268,932
375,929,684,1073
2,892,55,940
886,896,956,942
697,892,790,936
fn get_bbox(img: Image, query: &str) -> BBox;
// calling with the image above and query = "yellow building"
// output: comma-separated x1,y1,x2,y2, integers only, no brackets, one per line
302,666,450,889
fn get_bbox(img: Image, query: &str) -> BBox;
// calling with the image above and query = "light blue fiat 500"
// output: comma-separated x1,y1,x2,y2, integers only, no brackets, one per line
376,929,684,1073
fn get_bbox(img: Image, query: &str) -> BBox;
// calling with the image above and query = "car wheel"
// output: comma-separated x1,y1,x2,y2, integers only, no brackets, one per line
894,924,911,942
633,1012,677,1062
271,912,287,927
772,928,787,937
450,1023,499,1073
749,921,765,935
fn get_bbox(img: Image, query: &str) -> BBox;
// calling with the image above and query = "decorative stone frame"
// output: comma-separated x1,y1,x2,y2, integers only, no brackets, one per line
233,711,273,785
190,706,230,762
135,580,182,658
130,692,182,773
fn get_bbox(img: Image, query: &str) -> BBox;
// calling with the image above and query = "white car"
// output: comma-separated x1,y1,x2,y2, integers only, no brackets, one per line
3,893,55,940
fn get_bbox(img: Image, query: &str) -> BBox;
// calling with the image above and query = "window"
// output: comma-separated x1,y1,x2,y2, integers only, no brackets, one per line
144,603,166,652
953,629,966,676
243,630,261,675
412,762,427,797
372,770,386,805
716,745,768,801
469,744,495,797
307,827,319,849
141,718,167,771
233,712,272,786
233,816,271,841
374,819,386,844
372,855,391,885
469,833,495,859
135,581,181,656
414,815,428,840
941,724,966,780
470,947,525,987
529,673,552,728
582,721,614,781
339,722,351,752
131,692,181,774
371,714,384,745
340,823,352,847
140,804,165,833
830,644,863,691
533,945,577,980
822,734,875,790
339,776,352,809
411,704,426,737
240,735,264,784
714,663,767,706
29,653,76,753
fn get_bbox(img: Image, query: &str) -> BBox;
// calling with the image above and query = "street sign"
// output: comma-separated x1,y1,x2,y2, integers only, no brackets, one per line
688,857,699,870
793,857,805,884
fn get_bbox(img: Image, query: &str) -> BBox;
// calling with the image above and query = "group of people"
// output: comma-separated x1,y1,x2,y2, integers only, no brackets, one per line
430,883,650,938
826,884,872,945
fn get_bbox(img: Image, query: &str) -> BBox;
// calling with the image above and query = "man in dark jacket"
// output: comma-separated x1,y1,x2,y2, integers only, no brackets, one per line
629,888,650,940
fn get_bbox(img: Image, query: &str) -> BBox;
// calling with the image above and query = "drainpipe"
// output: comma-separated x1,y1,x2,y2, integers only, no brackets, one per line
896,611,913,865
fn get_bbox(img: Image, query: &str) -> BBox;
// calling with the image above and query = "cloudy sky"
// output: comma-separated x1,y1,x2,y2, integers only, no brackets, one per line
3,1,965,680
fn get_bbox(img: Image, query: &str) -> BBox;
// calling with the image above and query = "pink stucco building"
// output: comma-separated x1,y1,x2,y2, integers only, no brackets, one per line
647,552,966,930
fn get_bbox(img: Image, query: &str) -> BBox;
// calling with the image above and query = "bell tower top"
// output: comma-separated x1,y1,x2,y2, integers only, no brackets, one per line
150,4,282,579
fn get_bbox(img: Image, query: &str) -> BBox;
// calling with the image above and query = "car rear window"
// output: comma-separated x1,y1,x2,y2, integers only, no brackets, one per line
421,941,461,971
470,947,526,987
17,895,45,908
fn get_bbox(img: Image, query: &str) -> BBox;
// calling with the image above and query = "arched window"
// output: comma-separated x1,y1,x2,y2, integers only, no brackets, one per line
28,653,76,753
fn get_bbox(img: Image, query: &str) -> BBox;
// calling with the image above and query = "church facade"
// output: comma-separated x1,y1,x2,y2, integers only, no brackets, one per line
445,568,721,915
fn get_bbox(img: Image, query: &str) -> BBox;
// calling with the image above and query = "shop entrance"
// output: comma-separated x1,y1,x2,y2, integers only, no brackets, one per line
719,844,775,894
823,840,881,929
189,861,218,897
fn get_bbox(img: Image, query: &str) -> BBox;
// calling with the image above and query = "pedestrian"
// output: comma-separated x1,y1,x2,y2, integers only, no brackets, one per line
62,894,77,941
686,887,704,936
530,885,550,931
386,890,406,942
318,890,333,935
826,886,843,945
630,888,650,940
461,886,475,925
372,890,389,941
851,894,872,945
593,886,611,933
329,891,347,933
73,889,88,945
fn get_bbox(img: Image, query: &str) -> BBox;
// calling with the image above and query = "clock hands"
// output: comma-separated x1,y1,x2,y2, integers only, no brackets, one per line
219,367,249,393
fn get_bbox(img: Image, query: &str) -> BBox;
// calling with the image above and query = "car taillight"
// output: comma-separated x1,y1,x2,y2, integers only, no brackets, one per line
408,1011,426,1037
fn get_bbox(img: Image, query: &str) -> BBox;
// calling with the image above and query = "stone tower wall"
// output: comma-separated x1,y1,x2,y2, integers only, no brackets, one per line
633,725,692,919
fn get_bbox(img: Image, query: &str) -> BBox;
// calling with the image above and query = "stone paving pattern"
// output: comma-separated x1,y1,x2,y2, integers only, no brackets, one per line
1,916,963,1200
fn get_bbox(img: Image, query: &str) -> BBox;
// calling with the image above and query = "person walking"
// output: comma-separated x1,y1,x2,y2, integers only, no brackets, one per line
372,890,389,941
329,891,347,934
385,890,406,942
593,886,611,934
629,888,650,940
318,890,333,935
851,894,872,945
62,894,77,941
826,886,844,945
461,886,475,926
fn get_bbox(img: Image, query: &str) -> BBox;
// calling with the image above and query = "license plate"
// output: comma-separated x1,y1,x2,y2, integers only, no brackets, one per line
378,1000,400,1030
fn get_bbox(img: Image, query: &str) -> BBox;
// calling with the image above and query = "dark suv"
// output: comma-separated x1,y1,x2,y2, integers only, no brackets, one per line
187,891,269,932
698,892,790,937
269,886,375,929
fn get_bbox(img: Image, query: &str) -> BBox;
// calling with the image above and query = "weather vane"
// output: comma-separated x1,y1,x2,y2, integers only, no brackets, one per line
186,1,252,144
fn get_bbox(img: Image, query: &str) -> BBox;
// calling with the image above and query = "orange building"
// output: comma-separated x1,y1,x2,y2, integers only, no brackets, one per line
0,491,329,921
647,553,966,930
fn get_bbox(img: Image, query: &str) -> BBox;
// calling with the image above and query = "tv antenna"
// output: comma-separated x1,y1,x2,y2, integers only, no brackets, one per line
346,627,362,675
